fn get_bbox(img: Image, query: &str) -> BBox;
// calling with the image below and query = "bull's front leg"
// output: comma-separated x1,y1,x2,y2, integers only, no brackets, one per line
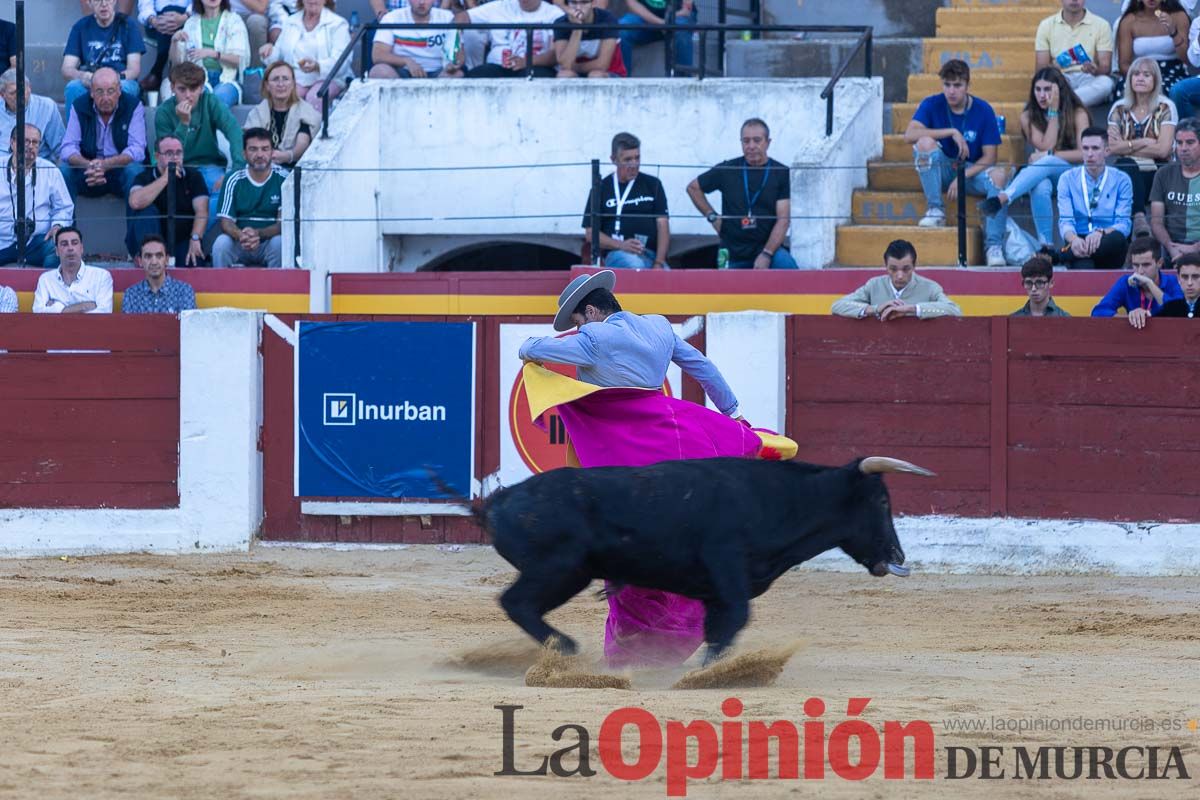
498,571,587,655
700,596,750,665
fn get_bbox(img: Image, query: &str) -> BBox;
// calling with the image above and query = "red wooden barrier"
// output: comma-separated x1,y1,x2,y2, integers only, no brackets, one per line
0,315,180,509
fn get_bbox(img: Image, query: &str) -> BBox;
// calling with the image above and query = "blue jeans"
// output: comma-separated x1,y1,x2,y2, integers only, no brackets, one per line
0,235,60,267
60,161,143,200
1003,155,1072,246
914,146,1005,249
64,77,142,109
207,69,239,108
198,164,227,235
604,248,657,269
726,248,799,270
1170,76,1200,118
619,10,695,76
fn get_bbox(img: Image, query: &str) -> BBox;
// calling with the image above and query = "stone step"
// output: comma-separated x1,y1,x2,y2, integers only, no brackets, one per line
891,100,1026,133
935,6,1051,38
908,71,1032,102
923,37,1034,74
950,0,1058,6
882,132,1026,164
836,224,983,266
852,189,983,226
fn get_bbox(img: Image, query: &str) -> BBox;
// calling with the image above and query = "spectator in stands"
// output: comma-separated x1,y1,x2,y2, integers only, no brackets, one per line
582,132,668,269
981,68,1090,248
370,0,416,19
0,71,66,163
1157,251,1200,317
213,127,285,267
32,227,114,313
368,0,464,79
244,61,319,167
1011,255,1070,317
0,125,73,268
904,59,1008,268
1108,57,1177,232
685,118,799,270
123,233,198,312
231,0,271,67
554,0,623,78
1056,126,1133,269
1150,118,1200,264
79,0,137,12
617,0,694,77
458,0,564,79
1035,0,1115,108
1092,236,1183,325
0,19,14,71
137,0,191,93
156,61,245,225
0,282,15,312
169,0,250,108
60,67,146,201
127,135,209,265
62,0,145,108
260,0,352,111
1115,0,1190,97
831,239,962,320
267,1,299,46
1169,14,1200,117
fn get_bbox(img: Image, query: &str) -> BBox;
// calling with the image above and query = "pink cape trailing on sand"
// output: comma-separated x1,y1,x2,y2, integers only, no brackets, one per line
521,363,796,668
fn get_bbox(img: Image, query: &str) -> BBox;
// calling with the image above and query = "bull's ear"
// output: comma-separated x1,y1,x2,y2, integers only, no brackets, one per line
859,457,936,477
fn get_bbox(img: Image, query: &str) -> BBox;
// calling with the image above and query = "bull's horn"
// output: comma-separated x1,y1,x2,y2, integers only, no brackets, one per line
859,457,936,477
886,563,911,577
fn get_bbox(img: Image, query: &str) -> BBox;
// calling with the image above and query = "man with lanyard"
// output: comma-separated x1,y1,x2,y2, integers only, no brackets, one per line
0,125,74,268
1157,252,1200,318
686,117,800,269
1091,237,1182,327
583,131,669,269
1056,126,1133,269
1149,118,1200,266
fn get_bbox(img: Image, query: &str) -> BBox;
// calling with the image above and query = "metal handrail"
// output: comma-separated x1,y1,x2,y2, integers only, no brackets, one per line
317,22,874,139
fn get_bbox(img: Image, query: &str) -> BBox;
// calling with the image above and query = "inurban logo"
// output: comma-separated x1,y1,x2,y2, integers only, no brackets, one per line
323,392,356,426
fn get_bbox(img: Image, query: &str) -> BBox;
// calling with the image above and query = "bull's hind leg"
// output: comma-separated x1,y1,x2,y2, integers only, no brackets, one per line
699,560,751,665
499,570,591,655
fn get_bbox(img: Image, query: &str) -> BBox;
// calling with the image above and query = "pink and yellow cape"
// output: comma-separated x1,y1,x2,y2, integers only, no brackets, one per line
521,363,797,668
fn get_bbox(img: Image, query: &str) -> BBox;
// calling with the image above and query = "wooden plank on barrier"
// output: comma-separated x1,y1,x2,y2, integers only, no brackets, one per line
0,441,177,483
1009,404,1200,450
794,445,990,492
1009,317,1200,360
791,357,992,404
1008,448,1196,495
0,398,179,441
0,314,179,353
1010,490,1200,523
0,482,178,509
0,355,179,400
791,401,989,447
792,316,992,360
989,316,1008,516
1008,360,1200,407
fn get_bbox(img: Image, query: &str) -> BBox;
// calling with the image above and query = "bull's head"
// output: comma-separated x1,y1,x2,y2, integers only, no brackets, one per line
840,457,935,578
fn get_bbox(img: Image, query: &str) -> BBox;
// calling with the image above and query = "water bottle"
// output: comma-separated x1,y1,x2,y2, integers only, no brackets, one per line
717,248,729,269
349,10,360,33
997,115,1006,136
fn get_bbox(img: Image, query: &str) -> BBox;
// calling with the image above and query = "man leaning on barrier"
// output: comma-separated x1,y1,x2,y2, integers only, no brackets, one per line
0,125,74,269
123,234,198,313
583,132,669,270
1091,237,1182,328
32,227,114,314
686,118,800,270
831,239,962,321
1011,255,1071,317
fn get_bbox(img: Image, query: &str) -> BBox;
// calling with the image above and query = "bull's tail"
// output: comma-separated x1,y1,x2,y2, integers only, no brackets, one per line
424,468,491,537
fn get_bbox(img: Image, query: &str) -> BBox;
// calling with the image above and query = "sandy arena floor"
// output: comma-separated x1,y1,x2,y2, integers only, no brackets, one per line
0,545,1197,799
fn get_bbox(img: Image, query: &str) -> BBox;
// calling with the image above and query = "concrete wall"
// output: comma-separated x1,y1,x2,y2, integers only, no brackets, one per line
0,309,263,556
293,77,882,304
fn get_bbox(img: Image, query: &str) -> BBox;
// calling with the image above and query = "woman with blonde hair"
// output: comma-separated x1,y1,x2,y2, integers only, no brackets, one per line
982,67,1091,247
244,60,320,168
170,0,250,107
1108,56,1178,231
259,0,351,113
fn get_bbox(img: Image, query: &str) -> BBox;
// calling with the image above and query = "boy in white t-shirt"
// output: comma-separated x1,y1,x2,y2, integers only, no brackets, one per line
369,0,463,78
456,0,564,78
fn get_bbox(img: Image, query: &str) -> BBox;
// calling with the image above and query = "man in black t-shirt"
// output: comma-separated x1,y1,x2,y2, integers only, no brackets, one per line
582,131,670,269
687,118,799,269
126,135,209,266
554,0,625,77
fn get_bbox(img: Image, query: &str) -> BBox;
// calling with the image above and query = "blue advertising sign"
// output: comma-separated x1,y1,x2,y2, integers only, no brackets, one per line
295,321,476,498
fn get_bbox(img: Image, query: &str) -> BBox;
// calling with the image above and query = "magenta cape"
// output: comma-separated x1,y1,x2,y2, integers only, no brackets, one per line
522,364,795,668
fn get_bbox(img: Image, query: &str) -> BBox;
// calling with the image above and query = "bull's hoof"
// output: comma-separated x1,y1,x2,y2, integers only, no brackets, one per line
546,634,579,656
701,647,727,668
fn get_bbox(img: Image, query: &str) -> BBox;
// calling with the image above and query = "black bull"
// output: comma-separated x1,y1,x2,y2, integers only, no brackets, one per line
473,455,934,664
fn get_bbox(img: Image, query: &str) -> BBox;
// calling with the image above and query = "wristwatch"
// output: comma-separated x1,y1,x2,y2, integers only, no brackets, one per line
706,212,719,223
190,234,201,241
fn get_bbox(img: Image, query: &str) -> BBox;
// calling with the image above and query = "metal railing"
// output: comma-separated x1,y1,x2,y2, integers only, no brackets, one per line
317,20,872,139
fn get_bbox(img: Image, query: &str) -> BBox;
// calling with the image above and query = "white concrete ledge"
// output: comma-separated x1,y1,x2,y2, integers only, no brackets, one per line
301,501,472,517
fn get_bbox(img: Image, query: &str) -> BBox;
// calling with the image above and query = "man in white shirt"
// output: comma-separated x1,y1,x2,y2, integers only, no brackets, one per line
0,283,16,313
0,71,66,163
457,0,564,78
0,125,75,268
369,0,463,79
32,227,114,314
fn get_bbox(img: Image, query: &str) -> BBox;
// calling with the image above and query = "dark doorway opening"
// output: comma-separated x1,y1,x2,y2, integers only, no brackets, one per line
424,243,579,272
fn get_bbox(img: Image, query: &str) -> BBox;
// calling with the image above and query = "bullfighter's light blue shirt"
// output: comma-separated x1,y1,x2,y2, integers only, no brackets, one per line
1057,165,1133,239
518,310,740,417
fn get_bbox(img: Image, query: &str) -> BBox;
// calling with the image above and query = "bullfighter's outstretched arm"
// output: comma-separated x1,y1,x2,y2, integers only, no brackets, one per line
670,336,740,418
518,331,599,368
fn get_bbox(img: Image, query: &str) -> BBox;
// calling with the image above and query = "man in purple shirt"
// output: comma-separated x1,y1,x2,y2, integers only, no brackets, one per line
58,66,145,201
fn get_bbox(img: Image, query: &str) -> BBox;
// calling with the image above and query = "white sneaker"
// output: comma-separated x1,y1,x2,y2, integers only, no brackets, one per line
917,209,945,228
986,246,1006,267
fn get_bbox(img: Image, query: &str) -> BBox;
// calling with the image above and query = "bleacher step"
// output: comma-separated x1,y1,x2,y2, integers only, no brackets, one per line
852,190,983,226
950,0,1058,7
936,7,1053,37
836,224,983,267
923,37,1034,74
891,100,1026,133
882,133,1026,164
908,72,1032,103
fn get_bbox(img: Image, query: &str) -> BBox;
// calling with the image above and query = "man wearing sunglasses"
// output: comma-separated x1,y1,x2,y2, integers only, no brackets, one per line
1055,126,1132,269
1011,254,1071,316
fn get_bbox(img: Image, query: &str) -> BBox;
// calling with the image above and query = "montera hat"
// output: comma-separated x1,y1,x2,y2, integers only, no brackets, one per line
552,270,616,331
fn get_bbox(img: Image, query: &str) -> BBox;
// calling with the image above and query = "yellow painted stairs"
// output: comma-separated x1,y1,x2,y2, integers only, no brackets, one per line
835,0,1060,266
